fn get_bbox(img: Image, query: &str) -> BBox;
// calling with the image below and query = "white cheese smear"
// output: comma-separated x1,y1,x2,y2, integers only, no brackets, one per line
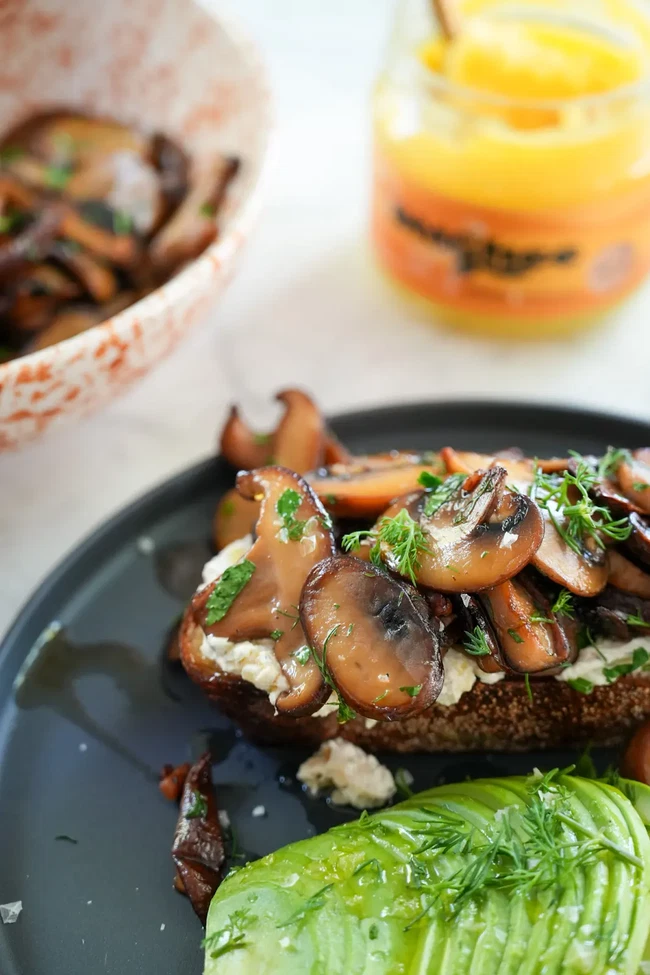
197,536,650,712
297,738,396,809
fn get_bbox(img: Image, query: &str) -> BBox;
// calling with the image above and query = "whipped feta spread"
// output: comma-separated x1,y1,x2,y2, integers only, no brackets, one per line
437,648,505,706
198,534,289,706
556,636,650,688
297,738,396,809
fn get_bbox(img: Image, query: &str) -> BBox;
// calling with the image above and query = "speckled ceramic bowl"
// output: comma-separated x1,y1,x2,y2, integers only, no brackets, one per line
0,0,270,450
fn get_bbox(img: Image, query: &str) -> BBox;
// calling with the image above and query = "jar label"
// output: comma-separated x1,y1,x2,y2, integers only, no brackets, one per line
372,148,650,318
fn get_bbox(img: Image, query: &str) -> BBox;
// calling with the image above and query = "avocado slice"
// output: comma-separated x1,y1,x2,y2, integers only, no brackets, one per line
203,773,650,975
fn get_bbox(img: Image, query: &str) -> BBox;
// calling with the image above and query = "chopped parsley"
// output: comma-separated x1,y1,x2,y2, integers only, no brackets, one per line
603,647,650,683
399,684,422,697
185,790,208,819
205,560,255,624
293,645,311,665
633,481,649,491
463,626,491,656
269,629,283,641
276,488,307,541
112,209,133,235
417,471,443,491
567,677,595,695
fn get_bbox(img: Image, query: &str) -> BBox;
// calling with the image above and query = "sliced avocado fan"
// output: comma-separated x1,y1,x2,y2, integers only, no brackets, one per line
203,771,650,975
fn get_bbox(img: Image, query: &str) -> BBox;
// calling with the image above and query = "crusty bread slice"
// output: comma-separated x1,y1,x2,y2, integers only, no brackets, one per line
180,609,650,753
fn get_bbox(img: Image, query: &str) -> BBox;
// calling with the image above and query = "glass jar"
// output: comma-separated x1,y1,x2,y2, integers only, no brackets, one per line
371,0,650,337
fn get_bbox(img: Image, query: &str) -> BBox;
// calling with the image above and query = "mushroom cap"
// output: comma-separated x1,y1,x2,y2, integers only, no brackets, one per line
415,467,544,592
300,556,443,720
617,449,650,514
308,454,444,518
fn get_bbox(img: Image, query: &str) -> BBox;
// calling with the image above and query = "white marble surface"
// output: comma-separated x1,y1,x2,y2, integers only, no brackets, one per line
1,0,650,637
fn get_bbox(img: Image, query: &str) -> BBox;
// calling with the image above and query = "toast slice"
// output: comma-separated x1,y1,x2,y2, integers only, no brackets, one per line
180,607,650,752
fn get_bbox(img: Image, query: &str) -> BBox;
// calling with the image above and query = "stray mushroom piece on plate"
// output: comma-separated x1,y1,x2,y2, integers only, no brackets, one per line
300,556,443,720
185,466,336,717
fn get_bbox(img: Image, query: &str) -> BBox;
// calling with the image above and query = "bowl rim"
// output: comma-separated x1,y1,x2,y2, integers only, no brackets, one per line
0,0,273,381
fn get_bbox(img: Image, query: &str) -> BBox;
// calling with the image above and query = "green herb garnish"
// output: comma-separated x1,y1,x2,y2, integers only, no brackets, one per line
112,209,133,235
203,908,255,958
0,145,24,164
399,684,422,697
551,589,575,618
531,460,632,554
597,447,630,481
342,509,430,584
529,611,553,624
220,498,236,518
185,790,208,819
276,488,308,541
395,767,414,799
626,614,650,629
277,605,301,629
277,884,334,928
567,677,595,695
309,625,356,723
199,201,216,218
524,672,533,703
293,645,311,665
417,471,443,490
373,690,388,703
508,628,524,644
603,647,650,683
269,629,283,641
463,626,491,656
45,163,72,190
633,481,649,491
423,473,466,518
205,560,255,624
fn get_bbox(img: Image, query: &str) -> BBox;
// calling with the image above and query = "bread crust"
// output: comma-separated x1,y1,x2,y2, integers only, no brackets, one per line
180,609,650,753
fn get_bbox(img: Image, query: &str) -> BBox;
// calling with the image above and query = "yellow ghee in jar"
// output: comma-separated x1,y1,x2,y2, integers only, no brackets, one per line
372,0,650,336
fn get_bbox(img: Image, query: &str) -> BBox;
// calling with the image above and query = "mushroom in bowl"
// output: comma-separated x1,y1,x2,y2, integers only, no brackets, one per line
0,0,270,451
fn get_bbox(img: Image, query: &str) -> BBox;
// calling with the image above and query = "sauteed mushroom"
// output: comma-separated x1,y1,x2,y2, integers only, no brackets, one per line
609,550,650,600
413,467,543,592
300,556,443,720
455,592,507,673
309,454,445,519
617,449,650,514
190,466,335,716
480,576,575,674
625,513,650,568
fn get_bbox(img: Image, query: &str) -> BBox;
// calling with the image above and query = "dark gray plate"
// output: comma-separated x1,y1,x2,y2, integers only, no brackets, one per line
1,400,649,975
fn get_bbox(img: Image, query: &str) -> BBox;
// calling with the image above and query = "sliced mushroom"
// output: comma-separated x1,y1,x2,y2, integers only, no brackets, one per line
220,405,273,470
441,446,535,488
309,457,444,519
59,204,138,266
171,752,225,924
300,556,443,720
10,112,148,167
193,466,335,715
28,306,99,350
624,513,650,568
50,240,118,303
581,586,650,642
149,156,238,272
148,132,189,233
480,577,574,673
413,467,543,592
608,550,650,600
323,431,352,465
212,487,259,551
531,512,609,597
273,389,325,474
455,592,507,674
0,203,64,275
617,449,650,514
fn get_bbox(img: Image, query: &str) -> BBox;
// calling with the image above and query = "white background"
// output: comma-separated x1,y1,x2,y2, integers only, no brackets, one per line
1,0,650,636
